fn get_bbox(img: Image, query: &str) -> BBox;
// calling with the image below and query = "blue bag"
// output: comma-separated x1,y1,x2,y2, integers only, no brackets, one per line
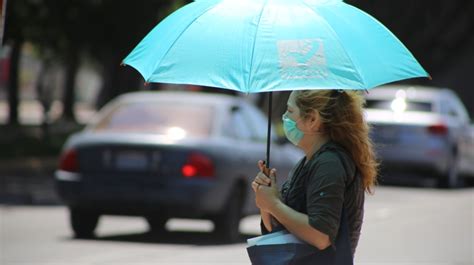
246,210,353,265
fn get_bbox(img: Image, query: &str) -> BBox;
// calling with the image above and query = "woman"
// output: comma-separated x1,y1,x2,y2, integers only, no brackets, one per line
252,89,378,257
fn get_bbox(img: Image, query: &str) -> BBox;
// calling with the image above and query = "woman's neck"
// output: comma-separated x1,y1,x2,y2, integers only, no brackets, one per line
301,135,330,162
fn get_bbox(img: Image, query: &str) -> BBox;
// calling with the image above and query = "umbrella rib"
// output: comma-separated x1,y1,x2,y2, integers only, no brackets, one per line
150,2,222,82
246,0,270,93
300,1,367,87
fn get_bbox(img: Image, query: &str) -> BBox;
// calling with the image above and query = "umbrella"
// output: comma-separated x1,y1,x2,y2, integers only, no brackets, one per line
122,0,429,166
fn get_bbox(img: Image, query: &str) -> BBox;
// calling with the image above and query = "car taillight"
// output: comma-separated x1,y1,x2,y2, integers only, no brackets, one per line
59,149,79,172
181,152,215,178
427,124,448,135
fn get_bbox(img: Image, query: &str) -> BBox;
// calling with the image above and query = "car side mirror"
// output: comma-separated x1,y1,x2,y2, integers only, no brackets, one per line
448,110,457,117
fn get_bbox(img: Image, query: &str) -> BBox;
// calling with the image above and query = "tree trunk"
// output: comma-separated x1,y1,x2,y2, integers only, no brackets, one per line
96,51,141,109
96,52,119,109
7,40,21,125
61,50,79,122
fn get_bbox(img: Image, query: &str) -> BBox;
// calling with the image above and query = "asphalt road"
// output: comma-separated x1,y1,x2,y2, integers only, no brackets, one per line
1,186,473,265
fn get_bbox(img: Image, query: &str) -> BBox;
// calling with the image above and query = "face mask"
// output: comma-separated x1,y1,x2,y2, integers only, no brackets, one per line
282,113,304,146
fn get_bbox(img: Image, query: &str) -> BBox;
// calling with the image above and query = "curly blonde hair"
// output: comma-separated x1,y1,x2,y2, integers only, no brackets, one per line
294,90,378,194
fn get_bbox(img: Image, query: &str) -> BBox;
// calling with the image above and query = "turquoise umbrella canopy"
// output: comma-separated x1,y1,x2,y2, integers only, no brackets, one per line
123,0,429,166
123,0,429,93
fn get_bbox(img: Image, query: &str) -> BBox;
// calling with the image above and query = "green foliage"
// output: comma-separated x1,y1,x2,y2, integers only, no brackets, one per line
5,0,189,62
0,123,84,158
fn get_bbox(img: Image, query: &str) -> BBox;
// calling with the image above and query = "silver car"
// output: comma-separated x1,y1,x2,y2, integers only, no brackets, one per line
364,85,474,188
55,91,302,241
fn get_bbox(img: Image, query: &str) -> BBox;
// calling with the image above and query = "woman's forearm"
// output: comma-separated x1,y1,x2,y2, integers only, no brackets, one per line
261,209,273,232
270,200,331,250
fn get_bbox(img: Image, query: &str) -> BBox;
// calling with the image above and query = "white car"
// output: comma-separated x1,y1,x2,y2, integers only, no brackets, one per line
364,85,474,188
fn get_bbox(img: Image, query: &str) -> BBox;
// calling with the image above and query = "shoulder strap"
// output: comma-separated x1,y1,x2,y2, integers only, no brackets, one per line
323,145,356,189
325,146,355,264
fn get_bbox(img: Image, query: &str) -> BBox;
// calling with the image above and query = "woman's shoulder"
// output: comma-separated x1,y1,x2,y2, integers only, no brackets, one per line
314,141,347,162
313,142,356,177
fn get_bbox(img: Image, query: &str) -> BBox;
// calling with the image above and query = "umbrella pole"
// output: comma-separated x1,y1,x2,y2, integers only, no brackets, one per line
266,91,272,168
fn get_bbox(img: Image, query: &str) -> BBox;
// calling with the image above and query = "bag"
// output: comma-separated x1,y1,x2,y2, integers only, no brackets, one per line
246,210,353,265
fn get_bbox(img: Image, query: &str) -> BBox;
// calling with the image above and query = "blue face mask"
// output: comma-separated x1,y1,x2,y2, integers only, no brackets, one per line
282,113,304,146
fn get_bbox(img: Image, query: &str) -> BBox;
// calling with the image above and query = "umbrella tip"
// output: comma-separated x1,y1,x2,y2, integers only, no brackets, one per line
144,82,149,86
120,61,125,66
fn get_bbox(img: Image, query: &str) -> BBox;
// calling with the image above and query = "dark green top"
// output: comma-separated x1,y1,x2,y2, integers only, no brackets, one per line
262,141,365,256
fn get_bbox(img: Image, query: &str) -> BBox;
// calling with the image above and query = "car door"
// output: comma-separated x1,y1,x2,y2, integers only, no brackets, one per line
220,103,266,213
221,100,301,215
448,93,474,175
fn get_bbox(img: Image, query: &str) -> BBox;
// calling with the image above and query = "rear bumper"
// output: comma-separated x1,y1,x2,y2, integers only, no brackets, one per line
55,171,224,218
375,143,451,175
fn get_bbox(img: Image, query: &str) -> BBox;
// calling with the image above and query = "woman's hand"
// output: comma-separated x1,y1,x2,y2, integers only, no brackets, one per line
251,160,271,192
253,160,277,232
252,163,280,213
252,172,268,192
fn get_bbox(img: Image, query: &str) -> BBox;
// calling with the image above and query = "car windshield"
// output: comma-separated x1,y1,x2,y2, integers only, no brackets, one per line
93,101,213,138
365,99,432,112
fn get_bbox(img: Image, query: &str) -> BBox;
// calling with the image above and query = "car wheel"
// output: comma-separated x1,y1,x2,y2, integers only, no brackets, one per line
69,207,100,238
439,154,461,189
213,186,243,243
146,215,168,234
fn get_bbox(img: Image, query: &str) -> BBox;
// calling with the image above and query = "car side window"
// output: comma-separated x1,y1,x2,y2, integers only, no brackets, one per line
241,103,278,142
449,103,459,117
223,106,254,141
240,104,266,142
222,102,278,143
440,100,458,117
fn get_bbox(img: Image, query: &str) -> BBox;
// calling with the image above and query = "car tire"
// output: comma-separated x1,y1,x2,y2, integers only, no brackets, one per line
439,154,461,189
69,207,100,238
213,186,243,243
146,215,168,234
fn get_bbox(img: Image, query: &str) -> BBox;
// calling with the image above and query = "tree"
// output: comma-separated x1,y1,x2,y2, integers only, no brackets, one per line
86,0,190,108
3,0,190,124
3,0,28,125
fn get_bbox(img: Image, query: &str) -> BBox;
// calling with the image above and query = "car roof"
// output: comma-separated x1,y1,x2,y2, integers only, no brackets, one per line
114,90,242,107
366,85,454,102
88,91,248,136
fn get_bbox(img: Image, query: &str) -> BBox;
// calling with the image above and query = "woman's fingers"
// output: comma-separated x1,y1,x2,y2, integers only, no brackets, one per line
257,160,270,176
251,181,261,192
252,171,272,193
257,160,265,172
253,165,277,194
255,172,271,186
269,169,277,184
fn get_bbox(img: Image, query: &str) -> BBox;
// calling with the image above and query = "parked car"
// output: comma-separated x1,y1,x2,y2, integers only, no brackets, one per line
364,85,474,188
55,91,302,241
